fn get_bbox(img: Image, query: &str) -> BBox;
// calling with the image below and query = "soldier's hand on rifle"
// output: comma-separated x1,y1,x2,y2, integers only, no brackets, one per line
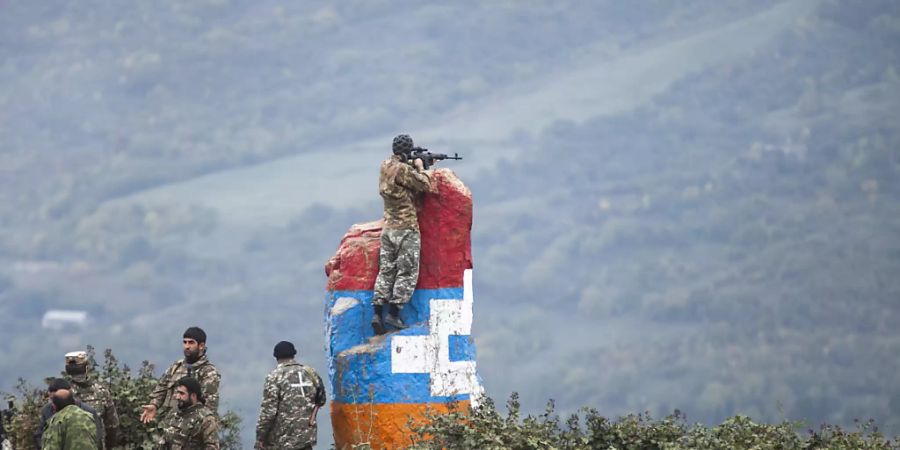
140,404,157,423
413,158,424,170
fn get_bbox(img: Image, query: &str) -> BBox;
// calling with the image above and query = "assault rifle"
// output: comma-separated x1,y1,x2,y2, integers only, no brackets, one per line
405,147,462,170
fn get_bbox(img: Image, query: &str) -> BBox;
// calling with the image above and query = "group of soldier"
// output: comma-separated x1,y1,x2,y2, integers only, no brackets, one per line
37,327,325,450
32,134,437,450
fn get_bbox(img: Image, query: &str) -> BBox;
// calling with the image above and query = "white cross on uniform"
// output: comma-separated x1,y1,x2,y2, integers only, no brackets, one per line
391,269,484,406
290,371,315,396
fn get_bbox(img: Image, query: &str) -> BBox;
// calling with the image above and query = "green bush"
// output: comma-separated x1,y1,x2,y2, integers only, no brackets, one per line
1,347,240,450
410,393,900,450
2,380,44,450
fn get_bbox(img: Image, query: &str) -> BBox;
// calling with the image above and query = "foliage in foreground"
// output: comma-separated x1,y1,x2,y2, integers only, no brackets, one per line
1,347,240,450
410,393,900,450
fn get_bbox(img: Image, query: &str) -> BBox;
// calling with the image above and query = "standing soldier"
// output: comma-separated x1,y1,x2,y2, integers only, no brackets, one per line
141,327,221,427
35,379,103,450
63,351,119,449
159,377,219,450
255,341,326,450
371,134,435,335
41,386,98,450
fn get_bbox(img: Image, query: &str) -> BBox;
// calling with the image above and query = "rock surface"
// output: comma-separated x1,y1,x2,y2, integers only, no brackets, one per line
324,169,483,449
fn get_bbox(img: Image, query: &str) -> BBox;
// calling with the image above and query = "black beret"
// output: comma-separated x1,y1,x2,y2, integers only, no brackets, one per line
183,326,207,343
273,341,297,359
48,378,72,392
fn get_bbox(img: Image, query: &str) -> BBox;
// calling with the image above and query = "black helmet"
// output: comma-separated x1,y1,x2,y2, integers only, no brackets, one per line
392,134,414,155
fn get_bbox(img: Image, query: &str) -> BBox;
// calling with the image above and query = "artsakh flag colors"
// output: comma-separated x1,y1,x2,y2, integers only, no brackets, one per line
324,169,483,449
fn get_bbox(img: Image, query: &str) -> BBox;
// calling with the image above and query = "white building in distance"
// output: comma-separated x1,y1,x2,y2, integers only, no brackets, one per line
42,310,88,331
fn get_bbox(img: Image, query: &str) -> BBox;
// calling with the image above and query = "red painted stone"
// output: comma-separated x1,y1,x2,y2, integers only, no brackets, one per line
325,169,473,291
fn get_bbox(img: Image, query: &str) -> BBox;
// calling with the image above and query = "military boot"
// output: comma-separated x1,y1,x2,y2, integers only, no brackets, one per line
383,304,408,330
371,305,386,335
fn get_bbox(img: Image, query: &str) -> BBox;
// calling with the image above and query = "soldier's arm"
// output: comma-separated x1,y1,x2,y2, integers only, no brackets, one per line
199,415,220,450
41,417,62,450
34,403,53,449
201,367,221,414
313,372,327,407
255,375,279,444
397,163,433,194
149,364,176,408
91,409,105,450
104,393,120,446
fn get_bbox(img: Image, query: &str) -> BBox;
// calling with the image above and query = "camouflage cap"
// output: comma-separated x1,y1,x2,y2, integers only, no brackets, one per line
64,350,88,365
392,134,414,155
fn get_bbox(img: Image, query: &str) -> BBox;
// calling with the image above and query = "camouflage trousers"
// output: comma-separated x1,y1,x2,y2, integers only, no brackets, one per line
372,228,421,306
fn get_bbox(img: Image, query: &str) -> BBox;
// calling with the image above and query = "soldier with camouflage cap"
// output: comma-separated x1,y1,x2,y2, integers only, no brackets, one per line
159,377,219,450
255,341,326,450
371,134,435,335
63,351,119,449
141,327,221,427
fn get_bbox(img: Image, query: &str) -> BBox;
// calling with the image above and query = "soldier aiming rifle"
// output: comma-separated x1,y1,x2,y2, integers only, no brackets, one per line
371,134,462,335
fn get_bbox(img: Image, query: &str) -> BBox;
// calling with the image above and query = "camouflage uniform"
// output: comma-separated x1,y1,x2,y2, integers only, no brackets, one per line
159,403,219,450
149,354,221,422
68,375,119,448
41,404,98,450
373,154,432,306
255,360,326,450
36,401,103,450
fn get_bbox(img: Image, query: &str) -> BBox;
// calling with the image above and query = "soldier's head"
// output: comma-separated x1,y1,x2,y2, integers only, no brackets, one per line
47,379,76,411
64,350,89,377
273,340,297,362
182,326,207,363
393,134,414,155
175,377,204,409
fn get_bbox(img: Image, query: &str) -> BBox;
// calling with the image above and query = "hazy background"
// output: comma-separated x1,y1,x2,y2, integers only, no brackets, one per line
2,0,899,447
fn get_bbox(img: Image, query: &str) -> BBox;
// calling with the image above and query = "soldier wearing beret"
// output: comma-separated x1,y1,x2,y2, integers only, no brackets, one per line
141,327,221,427
255,341,326,450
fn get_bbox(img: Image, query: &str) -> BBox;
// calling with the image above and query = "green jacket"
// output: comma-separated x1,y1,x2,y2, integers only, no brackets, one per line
42,404,98,450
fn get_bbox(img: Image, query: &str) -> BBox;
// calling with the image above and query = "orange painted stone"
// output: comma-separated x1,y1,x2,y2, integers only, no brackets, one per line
331,401,472,449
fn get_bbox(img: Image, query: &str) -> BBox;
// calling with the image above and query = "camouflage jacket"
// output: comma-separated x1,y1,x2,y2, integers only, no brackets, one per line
160,403,219,450
69,375,119,447
149,354,221,417
255,360,326,449
379,155,433,230
42,404,98,450
36,401,103,450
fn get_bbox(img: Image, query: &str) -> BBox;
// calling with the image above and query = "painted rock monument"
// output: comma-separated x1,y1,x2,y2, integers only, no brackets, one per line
324,168,484,449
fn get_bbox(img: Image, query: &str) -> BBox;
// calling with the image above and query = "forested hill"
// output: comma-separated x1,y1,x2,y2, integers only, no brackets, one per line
1,1,899,448
470,0,900,429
